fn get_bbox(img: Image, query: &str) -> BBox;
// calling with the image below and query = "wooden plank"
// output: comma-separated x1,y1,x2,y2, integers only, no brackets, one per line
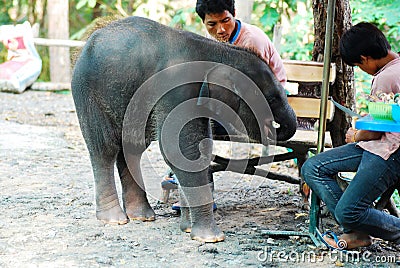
31,82,71,91
288,96,335,120
33,38,85,47
283,60,336,83
284,129,332,147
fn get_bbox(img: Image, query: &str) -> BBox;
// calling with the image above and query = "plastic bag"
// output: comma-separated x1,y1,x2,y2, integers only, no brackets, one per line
0,21,42,93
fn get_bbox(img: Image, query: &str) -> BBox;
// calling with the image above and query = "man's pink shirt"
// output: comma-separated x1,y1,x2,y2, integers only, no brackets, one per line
232,21,287,87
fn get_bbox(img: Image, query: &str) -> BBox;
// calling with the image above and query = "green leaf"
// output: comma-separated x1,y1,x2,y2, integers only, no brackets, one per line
286,0,298,11
260,8,279,28
76,0,88,10
88,0,97,8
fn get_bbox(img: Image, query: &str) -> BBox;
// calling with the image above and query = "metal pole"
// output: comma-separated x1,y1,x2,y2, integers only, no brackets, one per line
309,0,336,239
317,0,336,154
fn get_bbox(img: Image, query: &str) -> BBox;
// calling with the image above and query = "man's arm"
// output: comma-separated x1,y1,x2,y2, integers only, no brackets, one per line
345,128,383,143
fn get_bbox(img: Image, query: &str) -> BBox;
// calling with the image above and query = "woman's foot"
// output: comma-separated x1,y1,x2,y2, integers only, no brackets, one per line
324,230,372,250
339,231,373,249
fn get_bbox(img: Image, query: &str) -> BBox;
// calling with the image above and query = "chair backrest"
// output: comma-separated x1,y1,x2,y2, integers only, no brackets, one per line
288,96,335,121
282,60,336,123
283,60,336,83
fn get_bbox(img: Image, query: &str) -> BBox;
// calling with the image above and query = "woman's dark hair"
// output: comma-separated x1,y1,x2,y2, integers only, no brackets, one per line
196,0,235,21
339,22,391,66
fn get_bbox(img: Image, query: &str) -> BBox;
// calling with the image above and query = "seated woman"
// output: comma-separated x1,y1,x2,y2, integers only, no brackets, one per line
301,22,400,249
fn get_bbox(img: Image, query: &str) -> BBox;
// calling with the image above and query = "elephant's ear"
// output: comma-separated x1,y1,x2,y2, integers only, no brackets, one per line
197,65,240,113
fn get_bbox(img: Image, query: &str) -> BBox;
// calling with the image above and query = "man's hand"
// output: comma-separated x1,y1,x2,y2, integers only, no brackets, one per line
345,127,358,143
345,127,383,143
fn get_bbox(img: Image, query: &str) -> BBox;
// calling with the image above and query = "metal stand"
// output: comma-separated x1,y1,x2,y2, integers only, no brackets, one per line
261,192,323,247
261,0,336,247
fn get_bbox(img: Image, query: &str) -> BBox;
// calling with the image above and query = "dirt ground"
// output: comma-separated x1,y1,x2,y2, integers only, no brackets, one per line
0,90,399,268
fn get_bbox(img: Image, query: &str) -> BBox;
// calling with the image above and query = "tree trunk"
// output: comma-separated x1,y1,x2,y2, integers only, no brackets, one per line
92,2,102,20
235,0,254,23
47,0,71,83
312,0,353,147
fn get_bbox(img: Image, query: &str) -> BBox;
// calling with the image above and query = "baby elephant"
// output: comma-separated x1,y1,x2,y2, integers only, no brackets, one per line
71,16,296,242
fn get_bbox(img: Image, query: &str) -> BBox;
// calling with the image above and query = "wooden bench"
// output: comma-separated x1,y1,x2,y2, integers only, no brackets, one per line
210,60,336,187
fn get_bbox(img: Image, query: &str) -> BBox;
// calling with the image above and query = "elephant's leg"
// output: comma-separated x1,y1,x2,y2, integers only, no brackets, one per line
90,152,128,225
77,99,128,224
179,169,214,234
160,117,223,242
179,188,191,233
191,207,224,242
179,177,224,242
117,152,155,221
180,208,192,233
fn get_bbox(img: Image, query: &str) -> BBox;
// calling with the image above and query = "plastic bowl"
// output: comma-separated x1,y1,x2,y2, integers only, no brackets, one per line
391,104,400,123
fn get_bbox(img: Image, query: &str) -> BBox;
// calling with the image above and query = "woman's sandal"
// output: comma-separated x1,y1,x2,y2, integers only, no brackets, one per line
319,230,349,252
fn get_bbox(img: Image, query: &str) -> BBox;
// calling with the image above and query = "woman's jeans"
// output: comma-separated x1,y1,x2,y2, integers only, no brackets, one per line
301,143,400,243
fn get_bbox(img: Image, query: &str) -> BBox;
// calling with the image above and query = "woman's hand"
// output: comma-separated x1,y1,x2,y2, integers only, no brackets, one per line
345,128,383,143
345,127,358,143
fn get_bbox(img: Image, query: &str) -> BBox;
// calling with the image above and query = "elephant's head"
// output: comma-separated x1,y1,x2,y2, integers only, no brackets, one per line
197,64,297,144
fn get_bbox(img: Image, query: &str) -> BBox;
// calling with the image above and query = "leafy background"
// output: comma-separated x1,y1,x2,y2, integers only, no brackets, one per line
1,0,399,81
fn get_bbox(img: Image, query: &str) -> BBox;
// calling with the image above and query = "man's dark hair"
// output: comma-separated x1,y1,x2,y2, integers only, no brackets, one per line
339,22,391,66
196,0,235,21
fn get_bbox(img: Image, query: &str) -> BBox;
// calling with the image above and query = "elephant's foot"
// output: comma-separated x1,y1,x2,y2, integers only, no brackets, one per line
96,204,129,225
180,207,191,233
190,222,225,243
125,201,156,221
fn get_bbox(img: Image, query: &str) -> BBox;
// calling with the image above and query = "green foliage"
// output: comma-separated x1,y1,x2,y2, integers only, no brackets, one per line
260,8,280,29
351,0,400,53
36,47,50,82
351,0,400,52
76,0,98,10
279,12,314,60
0,44,7,62
354,68,372,94
169,7,204,33
394,190,400,209
0,1,12,25
251,0,312,60
252,0,280,34
350,0,400,96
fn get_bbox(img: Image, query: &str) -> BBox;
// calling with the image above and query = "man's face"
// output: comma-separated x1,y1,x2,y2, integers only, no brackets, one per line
203,10,236,43
355,56,378,75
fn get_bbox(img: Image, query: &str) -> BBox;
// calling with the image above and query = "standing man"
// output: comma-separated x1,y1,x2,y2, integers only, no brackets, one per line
195,0,287,87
